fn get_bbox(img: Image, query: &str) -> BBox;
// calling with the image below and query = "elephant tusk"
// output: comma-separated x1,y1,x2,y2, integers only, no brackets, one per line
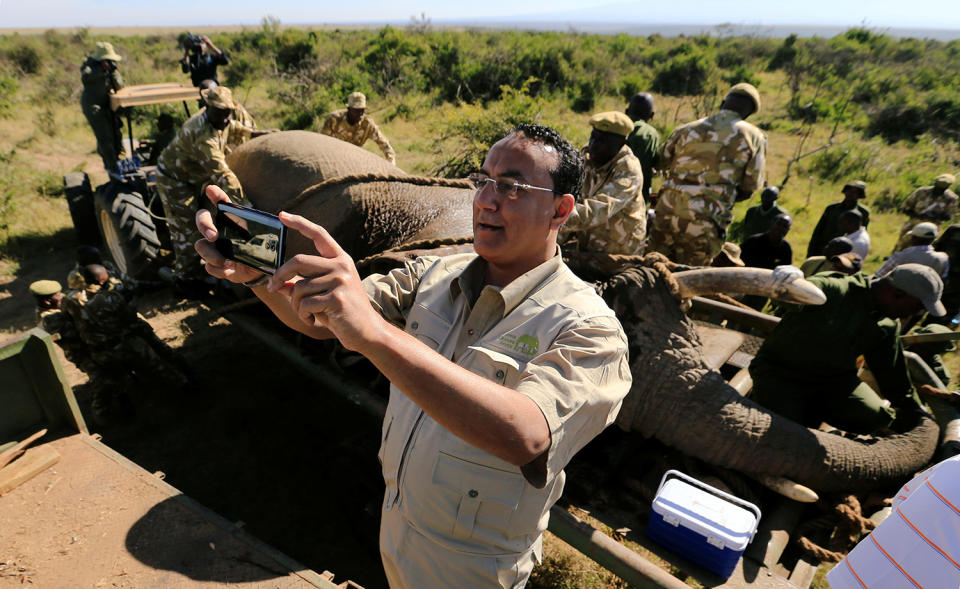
749,474,819,503
673,267,826,305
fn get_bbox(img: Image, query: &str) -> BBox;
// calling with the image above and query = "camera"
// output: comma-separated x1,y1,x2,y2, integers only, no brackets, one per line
183,33,204,51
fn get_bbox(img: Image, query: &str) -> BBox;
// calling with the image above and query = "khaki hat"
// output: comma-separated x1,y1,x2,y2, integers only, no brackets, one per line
89,42,122,62
911,222,939,240
29,279,62,297
843,180,867,194
935,173,956,186
202,86,236,110
588,111,634,137
830,252,862,273
727,83,761,114
886,263,946,316
717,242,745,267
347,92,367,109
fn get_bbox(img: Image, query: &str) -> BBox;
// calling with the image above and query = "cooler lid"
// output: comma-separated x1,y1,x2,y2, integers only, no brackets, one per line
652,477,759,551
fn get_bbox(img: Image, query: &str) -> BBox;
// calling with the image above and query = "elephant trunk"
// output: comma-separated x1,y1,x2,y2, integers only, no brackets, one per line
604,266,938,493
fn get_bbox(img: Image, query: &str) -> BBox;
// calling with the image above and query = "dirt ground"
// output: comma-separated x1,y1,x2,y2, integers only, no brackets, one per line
0,237,391,588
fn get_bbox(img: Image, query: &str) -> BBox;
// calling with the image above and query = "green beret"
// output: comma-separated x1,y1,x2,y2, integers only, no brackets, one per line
29,280,62,297
589,111,634,138
935,173,956,186
727,83,761,114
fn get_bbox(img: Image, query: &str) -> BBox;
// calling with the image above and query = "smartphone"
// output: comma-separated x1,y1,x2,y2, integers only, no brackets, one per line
214,202,286,275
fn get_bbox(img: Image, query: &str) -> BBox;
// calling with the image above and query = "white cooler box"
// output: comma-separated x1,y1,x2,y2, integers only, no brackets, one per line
647,470,761,578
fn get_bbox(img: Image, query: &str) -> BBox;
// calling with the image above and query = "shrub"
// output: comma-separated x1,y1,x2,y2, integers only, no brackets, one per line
6,41,42,75
651,49,715,96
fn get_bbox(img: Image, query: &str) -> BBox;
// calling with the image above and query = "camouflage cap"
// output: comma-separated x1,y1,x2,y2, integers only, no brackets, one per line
911,222,939,239
885,263,946,316
588,111,634,138
843,180,867,194
89,42,122,62
935,173,956,186
202,86,236,110
347,92,367,109
29,279,62,297
727,83,761,114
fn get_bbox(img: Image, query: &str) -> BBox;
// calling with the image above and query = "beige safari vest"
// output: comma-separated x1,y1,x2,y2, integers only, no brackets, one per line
365,252,630,558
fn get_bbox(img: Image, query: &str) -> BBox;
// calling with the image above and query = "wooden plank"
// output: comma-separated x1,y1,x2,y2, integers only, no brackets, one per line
0,444,60,495
787,556,819,589
110,83,197,110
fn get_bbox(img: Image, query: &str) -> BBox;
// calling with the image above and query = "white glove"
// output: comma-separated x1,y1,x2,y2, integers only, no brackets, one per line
771,265,803,286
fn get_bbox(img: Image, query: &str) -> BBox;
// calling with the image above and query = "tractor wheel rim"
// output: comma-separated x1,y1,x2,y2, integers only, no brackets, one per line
99,208,128,275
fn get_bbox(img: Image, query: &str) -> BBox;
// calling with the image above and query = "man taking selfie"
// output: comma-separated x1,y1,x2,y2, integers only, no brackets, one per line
194,123,631,588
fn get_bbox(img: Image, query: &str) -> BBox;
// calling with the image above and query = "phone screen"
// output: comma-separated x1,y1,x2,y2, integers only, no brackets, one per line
215,203,286,275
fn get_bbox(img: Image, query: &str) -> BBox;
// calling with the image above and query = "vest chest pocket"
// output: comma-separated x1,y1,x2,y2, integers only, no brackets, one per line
432,452,525,540
467,346,523,388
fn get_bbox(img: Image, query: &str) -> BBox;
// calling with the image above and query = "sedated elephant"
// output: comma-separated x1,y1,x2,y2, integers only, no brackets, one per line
227,131,941,494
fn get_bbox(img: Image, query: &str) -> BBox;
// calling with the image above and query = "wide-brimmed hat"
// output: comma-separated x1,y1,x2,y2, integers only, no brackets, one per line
716,242,745,267
886,263,946,316
843,180,867,194
89,42,122,62
202,86,237,110
347,92,367,109
727,83,761,114
935,173,956,186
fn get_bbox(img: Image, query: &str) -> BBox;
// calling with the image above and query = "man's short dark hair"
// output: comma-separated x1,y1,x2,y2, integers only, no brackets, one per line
510,123,584,200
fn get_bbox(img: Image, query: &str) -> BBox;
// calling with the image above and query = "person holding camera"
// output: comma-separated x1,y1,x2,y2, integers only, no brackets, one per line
194,123,631,588
181,33,229,88
80,42,125,172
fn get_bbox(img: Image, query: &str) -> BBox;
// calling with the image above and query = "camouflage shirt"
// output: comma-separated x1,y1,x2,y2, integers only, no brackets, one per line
560,145,646,255
157,110,251,201
901,186,959,222
320,109,396,164
80,58,124,111
69,283,148,348
227,103,257,151
659,109,767,228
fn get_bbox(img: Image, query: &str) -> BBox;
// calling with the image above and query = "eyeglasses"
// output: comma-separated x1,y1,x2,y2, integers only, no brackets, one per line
468,173,558,199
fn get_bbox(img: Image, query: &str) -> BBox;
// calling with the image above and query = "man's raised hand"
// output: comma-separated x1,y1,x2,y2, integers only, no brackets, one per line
193,185,263,284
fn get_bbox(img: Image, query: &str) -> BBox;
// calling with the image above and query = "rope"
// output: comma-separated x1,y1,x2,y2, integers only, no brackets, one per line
279,173,473,212
795,495,878,563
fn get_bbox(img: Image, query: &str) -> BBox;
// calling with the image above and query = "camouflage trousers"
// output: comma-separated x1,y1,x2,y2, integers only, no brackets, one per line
156,172,208,280
647,190,726,266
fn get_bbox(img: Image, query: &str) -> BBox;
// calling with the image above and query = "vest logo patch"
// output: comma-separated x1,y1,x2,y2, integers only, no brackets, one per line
498,333,539,356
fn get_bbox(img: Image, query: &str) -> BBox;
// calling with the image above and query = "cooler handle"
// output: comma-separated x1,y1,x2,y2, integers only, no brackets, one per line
656,469,762,538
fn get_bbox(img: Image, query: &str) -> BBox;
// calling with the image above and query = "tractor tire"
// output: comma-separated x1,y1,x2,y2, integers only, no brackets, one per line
63,172,99,246
94,188,162,279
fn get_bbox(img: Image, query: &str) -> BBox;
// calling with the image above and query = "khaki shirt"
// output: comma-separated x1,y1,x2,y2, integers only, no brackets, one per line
157,110,251,201
364,252,630,556
659,109,767,228
561,145,646,255
321,109,396,164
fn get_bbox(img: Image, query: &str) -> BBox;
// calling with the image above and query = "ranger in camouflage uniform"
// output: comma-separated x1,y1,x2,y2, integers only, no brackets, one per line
198,79,258,151
893,174,958,252
560,111,646,255
80,42,124,172
67,265,189,421
648,83,767,266
321,92,396,165
157,86,267,283
31,280,102,390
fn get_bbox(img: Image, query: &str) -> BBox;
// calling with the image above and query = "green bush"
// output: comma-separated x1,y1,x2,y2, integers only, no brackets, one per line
6,40,42,75
651,48,716,96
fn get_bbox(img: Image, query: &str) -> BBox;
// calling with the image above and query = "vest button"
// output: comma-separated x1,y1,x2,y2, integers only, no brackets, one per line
468,489,478,498
411,321,419,330
495,370,505,379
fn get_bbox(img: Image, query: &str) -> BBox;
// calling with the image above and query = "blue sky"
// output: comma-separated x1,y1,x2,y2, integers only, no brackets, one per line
1,0,959,30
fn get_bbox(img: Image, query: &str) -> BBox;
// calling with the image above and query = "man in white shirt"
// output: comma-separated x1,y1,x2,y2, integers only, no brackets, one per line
840,209,870,260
